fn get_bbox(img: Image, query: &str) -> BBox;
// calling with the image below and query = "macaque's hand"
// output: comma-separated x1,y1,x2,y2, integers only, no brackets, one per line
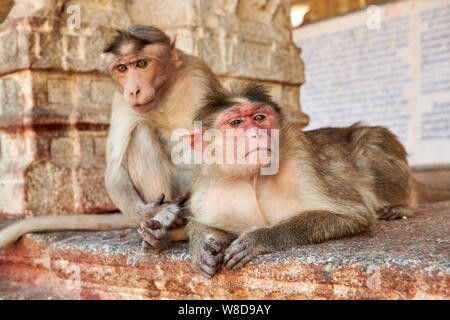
190,233,228,278
224,230,268,270
378,206,413,220
139,193,190,251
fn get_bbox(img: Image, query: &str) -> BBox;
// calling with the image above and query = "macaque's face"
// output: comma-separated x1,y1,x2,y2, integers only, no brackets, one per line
105,44,172,113
211,103,279,174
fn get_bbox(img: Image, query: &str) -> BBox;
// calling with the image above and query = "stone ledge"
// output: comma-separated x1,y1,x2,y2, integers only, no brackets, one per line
0,201,449,300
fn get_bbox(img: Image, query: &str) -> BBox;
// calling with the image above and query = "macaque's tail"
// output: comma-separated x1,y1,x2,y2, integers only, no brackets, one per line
414,179,450,203
0,213,133,249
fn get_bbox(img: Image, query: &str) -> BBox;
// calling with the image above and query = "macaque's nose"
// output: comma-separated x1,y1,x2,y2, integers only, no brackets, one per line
247,127,263,139
129,88,140,98
125,75,141,99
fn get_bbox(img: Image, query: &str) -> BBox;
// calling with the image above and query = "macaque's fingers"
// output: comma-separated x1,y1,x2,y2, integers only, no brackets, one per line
200,264,218,277
382,212,397,220
141,240,152,252
378,208,395,220
171,194,185,205
150,204,178,228
224,239,247,268
198,267,214,279
171,216,187,229
138,227,169,248
175,192,191,206
215,252,225,264
205,235,224,254
224,232,266,270
200,255,218,269
209,250,225,266
225,249,247,270
141,194,166,218
224,242,261,270
153,228,167,240
378,206,412,220
169,207,189,228
141,219,162,230
191,254,219,279
230,251,257,270
224,238,246,258
199,250,223,278
138,227,159,246
155,193,165,205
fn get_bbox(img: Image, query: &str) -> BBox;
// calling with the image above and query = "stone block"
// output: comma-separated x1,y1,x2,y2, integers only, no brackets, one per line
90,81,116,104
0,30,20,73
0,70,115,216
25,160,76,215
51,137,74,159
0,181,26,217
0,133,28,159
0,75,26,113
75,167,116,214
93,137,106,157
0,18,112,75
0,131,31,217
47,78,72,104
127,0,197,29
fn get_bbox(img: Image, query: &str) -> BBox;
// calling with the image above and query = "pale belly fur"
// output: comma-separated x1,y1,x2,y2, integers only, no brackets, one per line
192,164,306,234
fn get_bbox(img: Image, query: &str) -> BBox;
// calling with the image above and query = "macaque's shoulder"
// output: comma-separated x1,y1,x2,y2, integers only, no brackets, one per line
177,50,220,84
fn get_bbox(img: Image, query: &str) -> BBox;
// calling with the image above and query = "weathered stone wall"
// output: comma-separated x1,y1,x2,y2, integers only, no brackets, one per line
0,0,306,217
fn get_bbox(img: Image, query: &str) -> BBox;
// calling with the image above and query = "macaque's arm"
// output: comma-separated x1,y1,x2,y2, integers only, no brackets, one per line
224,211,371,270
105,165,159,227
105,120,175,227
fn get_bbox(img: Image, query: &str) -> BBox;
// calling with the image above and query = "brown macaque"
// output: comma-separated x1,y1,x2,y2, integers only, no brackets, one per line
186,83,450,278
101,25,223,250
0,25,222,250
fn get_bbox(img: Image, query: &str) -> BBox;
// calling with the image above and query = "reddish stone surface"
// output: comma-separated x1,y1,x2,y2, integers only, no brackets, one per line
0,280,64,300
0,201,449,300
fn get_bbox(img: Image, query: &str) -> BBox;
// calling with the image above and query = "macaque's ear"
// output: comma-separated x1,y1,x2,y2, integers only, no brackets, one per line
182,127,202,153
169,33,179,62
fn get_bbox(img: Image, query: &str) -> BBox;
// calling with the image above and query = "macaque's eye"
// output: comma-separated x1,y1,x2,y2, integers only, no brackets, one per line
253,113,266,121
117,64,127,72
229,118,243,127
137,60,147,68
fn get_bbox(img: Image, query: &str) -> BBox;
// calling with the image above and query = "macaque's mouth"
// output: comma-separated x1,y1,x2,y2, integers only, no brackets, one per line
245,147,271,157
134,98,155,108
132,98,157,112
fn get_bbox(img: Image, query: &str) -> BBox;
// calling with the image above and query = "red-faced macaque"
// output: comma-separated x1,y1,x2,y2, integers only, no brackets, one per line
0,25,221,250
186,83,450,278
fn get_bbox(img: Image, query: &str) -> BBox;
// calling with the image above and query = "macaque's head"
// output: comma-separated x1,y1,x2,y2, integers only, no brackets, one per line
186,84,281,177
101,25,178,113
